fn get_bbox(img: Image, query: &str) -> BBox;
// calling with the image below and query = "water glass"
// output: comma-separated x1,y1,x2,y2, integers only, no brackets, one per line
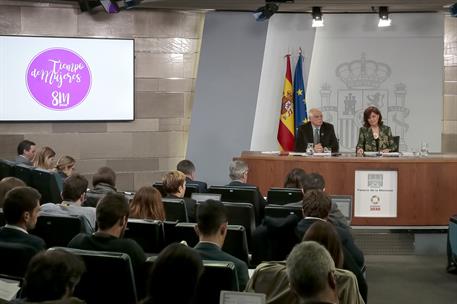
420,142,429,156
306,143,314,155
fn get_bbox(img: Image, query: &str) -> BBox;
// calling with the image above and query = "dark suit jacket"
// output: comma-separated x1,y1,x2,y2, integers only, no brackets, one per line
226,181,266,225
295,121,339,152
185,177,208,193
0,226,46,252
194,242,249,291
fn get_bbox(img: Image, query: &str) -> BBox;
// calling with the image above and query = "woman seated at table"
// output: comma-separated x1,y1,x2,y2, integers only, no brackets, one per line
356,106,397,155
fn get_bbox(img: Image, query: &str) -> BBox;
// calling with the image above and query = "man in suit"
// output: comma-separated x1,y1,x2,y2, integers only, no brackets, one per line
226,160,266,224
15,139,36,166
163,170,197,222
177,159,207,193
194,200,249,291
0,186,45,251
295,108,339,153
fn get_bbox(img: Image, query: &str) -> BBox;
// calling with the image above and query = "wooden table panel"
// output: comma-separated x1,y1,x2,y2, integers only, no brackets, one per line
237,151,457,226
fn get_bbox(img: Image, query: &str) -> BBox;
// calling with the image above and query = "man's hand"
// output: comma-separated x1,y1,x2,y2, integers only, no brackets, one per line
314,143,324,153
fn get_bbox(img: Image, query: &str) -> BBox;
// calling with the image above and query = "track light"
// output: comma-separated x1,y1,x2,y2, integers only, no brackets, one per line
378,6,391,27
450,3,457,17
312,7,324,27
253,3,279,21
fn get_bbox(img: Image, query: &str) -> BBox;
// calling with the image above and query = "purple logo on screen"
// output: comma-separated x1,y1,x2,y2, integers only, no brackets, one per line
26,48,91,111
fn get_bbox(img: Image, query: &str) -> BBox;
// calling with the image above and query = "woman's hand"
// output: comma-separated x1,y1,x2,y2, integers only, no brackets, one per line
356,148,364,156
381,149,390,153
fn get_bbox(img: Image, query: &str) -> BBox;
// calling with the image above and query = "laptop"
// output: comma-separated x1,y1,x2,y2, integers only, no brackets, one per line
191,193,222,203
220,290,266,304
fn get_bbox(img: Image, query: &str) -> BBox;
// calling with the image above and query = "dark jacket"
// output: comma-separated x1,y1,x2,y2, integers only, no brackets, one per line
295,121,339,152
356,124,396,152
185,177,208,193
0,226,45,252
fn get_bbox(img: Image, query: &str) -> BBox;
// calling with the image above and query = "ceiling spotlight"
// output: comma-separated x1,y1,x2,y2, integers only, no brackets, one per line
378,6,391,27
450,3,457,17
312,7,324,27
253,3,279,21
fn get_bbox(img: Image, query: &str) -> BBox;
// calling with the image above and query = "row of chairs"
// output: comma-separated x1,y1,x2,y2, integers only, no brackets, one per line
0,159,62,204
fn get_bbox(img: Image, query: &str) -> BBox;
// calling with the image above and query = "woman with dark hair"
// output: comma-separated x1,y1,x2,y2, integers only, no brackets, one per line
283,168,307,189
356,106,396,155
129,186,166,221
304,221,368,303
32,146,56,170
55,155,76,179
142,243,204,304
92,166,117,193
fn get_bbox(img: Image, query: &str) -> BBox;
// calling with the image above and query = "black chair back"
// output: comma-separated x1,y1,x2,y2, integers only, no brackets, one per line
152,182,166,197
13,164,33,185
163,220,179,246
0,241,39,278
162,198,188,222
392,136,400,152
50,247,137,304
0,210,4,226
30,168,62,205
220,202,255,250
124,219,165,254
265,205,302,218
267,187,303,205
84,191,106,207
30,215,86,248
0,159,15,180
174,222,199,247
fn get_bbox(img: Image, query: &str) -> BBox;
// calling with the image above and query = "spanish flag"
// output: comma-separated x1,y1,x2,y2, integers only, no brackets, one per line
277,55,294,151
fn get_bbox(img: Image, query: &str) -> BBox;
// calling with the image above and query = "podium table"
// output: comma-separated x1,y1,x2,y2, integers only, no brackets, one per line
237,151,457,226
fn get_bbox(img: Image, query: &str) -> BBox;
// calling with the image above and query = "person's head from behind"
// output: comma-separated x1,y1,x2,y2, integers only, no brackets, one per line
229,160,248,183
0,177,26,208
92,166,116,188
55,155,76,177
62,174,88,204
196,200,228,246
130,186,165,221
17,139,36,161
284,168,307,189
22,249,85,302
162,170,186,197
96,192,129,237
303,221,344,268
302,189,331,219
287,241,337,302
33,146,56,170
177,159,196,180
309,108,324,128
3,186,41,230
145,243,203,304
302,172,325,192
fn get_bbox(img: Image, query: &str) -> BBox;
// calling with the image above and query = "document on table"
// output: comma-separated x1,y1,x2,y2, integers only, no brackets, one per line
0,277,21,300
220,291,266,304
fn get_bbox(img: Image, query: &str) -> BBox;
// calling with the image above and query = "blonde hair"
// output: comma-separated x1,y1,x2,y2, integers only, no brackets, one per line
162,171,186,194
33,146,56,170
55,155,76,171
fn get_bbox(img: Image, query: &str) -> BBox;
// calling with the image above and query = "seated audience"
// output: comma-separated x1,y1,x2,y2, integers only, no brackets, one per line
12,250,85,304
40,174,96,232
194,200,249,291
32,146,56,170
304,221,367,303
141,243,204,304
177,159,207,193
129,186,166,221
68,192,146,280
226,160,266,224
91,166,117,194
0,186,45,251
55,155,76,180
295,190,364,269
162,170,196,221
15,140,36,166
0,177,26,208
283,168,307,188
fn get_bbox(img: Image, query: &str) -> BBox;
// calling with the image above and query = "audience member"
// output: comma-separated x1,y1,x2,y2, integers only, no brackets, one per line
55,155,76,180
92,166,117,193
0,186,45,251
32,146,56,170
68,192,146,280
227,160,266,224
304,221,367,302
15,140,36,166
129,186,166,221
295,190,364,269
162,170,196,221
0,177,25,208
40,174,95,232
177,159,208,193
13,249,85,304
141,243,204,304
194,200,249,291
283,168,307,189
286,241,339,304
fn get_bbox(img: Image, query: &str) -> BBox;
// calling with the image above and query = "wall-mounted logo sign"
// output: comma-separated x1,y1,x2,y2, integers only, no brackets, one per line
26,48,91,111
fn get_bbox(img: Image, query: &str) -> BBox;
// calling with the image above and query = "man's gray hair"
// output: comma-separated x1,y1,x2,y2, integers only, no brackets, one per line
286,241,335,299
229,160,248,180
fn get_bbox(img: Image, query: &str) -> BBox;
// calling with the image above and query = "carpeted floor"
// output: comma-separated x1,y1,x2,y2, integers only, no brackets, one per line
365,255,457,304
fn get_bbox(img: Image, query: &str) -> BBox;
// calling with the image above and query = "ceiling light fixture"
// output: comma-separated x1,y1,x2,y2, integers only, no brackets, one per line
311,7,324,27
378,6,392,27
253,2,279,21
